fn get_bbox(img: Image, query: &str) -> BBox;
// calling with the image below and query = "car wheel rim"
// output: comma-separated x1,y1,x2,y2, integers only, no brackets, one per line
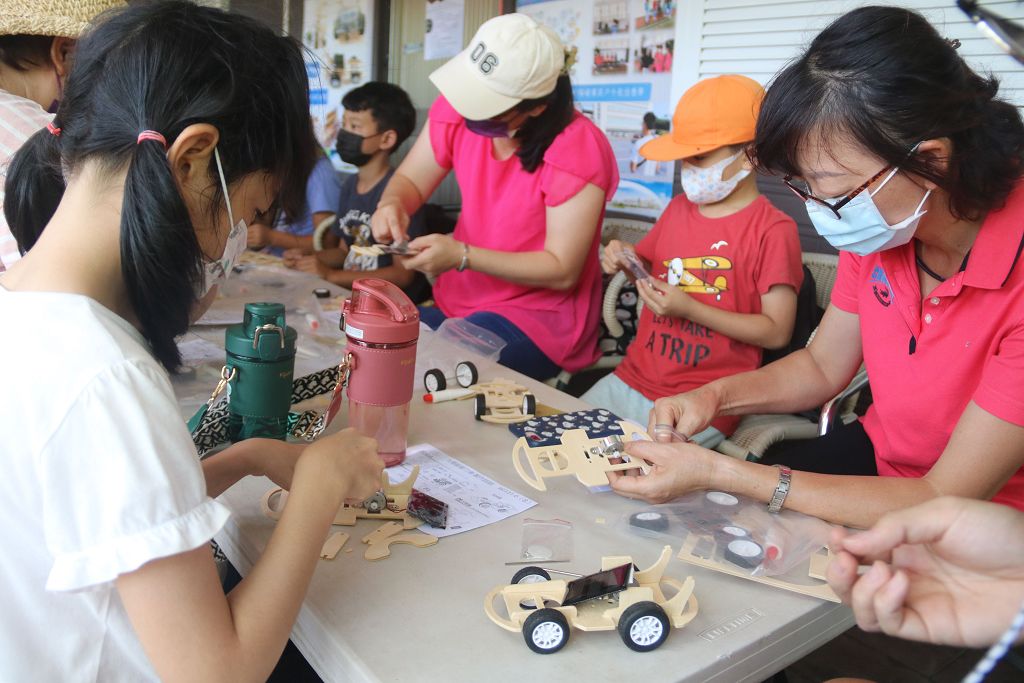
532,622,564,649
630,616,663,645
456,365,473,385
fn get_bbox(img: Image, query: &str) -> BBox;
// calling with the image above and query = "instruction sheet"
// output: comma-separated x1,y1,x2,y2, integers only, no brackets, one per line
388,444,536,538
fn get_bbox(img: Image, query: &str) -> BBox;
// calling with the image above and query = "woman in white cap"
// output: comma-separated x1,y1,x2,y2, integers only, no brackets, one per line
371,13,618,381
0,0,124,272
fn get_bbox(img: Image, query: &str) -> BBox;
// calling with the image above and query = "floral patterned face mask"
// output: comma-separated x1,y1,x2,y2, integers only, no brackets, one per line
680,149,750,205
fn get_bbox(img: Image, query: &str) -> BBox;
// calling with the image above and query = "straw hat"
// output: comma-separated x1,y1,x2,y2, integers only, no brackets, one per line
0,0,125,38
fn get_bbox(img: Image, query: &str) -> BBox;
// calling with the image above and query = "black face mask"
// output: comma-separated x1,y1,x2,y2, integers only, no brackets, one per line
336,129,380,167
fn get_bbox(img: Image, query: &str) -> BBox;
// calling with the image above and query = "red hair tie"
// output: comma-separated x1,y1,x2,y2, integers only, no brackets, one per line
46,121,61,136
137,130,167,149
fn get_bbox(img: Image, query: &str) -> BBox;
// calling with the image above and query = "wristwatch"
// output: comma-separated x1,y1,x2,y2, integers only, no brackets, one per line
456,242,471,272
767,465,792,514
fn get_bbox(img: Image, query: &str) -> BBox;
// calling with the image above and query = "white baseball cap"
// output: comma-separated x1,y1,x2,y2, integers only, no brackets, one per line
429,13,564,121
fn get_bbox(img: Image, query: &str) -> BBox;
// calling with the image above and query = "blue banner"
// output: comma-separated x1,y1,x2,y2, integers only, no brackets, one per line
309,88,328,106
572,83,652,102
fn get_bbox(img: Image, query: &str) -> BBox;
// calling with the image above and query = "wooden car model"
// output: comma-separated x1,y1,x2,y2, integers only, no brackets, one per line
470,378,536,424
483,545,698,654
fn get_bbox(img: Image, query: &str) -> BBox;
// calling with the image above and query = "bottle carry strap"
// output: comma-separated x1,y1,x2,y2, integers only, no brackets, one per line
188,364,341,457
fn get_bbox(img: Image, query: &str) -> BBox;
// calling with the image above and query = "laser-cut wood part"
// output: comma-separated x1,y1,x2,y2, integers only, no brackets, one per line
363,532,438,561
470,378,536,424
320,532,349,559
361,521,404,545
512,421,653,491
677,536,840,602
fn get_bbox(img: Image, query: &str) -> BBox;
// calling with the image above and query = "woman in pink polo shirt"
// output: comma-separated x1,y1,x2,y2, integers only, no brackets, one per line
371,13,617,381
610,5,1024,528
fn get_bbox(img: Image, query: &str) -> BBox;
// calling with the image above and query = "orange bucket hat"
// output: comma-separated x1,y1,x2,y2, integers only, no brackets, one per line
641,74,764,161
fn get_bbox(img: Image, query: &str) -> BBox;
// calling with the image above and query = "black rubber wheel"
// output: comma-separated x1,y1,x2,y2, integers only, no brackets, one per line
522,608,570,654
423,369,447,393
511,566,551,584
455,361,478,388
474,393,486,420
522,393,537,416
629,511,669,532
617,601,670,652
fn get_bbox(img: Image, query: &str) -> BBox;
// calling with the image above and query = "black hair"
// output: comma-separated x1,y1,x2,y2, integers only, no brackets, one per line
642,112,657,129
513,74,575,173
754,5,1024,222
341,81,416,152
0,35,54,71
3,1,315,372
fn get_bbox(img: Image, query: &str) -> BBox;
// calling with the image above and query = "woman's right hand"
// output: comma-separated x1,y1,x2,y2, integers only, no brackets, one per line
602,239,628,275
370,200,410,245
295,428,384,505
648,385,722,442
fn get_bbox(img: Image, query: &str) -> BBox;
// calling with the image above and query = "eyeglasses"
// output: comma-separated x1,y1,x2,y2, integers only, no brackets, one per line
958,1,1024,65
783,164,892,219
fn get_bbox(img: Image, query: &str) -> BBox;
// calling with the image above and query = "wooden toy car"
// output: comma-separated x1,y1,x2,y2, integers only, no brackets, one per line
470,378,535,424
512,421,652,491
423,360,478,392
484,545,698,654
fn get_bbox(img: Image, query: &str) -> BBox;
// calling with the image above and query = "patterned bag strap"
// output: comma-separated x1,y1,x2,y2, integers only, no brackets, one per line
190,365,341,457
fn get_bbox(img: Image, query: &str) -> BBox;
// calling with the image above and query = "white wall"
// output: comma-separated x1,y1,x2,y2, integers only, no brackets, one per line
671,1,1024,108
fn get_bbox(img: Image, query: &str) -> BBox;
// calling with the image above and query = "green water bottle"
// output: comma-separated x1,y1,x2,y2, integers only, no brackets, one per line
224,302,297,441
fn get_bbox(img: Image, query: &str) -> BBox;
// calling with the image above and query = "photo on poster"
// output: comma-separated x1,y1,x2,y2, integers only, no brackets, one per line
634,0,676,31
593,38,629,76
574,83,673,218
515,0,583,77
593,0,629,36
303,0,374,170
632,29,673,75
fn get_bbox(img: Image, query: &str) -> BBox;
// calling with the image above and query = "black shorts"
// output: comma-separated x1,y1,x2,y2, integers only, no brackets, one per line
758,418,878,476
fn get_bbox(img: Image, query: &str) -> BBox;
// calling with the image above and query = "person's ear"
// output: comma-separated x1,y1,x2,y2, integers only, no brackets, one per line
914,138,951,190
378,129,399,153
50,37,75,78
167,123,220,199
525,103,548,119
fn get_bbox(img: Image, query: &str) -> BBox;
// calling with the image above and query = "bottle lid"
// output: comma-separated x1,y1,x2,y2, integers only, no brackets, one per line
342,278,420,345
225,302,297,361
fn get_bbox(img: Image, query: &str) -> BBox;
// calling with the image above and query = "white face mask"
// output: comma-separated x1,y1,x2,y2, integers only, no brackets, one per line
680,149,751,204
805,167,931,256
197,147,248,298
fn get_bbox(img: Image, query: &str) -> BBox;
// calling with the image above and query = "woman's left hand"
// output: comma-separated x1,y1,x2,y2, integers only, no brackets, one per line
608,440,718,503
637,277,692,318
404,234,464,278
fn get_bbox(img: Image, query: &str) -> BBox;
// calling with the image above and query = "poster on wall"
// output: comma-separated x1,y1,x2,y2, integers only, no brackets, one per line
303,0,374,171
424,0,465,61
518,0,675,218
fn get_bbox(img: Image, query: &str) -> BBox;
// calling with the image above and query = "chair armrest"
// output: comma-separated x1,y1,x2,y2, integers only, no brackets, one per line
818,369,869,436
602,271,629,339
312,213,337,252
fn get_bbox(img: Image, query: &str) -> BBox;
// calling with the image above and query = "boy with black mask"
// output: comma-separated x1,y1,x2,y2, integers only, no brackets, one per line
286,81,429,302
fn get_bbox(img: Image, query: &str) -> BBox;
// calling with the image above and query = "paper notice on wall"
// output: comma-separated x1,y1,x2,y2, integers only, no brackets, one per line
424,0,464,61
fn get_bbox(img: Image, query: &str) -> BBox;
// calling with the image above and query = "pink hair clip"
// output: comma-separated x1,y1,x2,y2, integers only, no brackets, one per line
137,130,167,149
46,121,61,136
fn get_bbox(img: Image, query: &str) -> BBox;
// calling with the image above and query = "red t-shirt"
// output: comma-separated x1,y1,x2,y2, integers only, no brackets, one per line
428,96,619,372
614,194,803,435
832,181,1024,510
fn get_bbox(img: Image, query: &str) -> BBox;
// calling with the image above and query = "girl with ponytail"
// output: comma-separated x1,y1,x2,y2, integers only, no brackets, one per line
0,3,383,680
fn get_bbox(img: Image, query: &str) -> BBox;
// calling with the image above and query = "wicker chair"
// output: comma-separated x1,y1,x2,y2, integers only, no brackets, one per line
714,252,869,461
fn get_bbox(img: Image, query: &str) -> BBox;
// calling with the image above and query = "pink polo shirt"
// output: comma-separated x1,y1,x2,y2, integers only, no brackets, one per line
832,181,1024,510
428,96,618,372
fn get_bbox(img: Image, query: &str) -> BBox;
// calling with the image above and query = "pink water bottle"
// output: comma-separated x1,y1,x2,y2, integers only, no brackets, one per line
342,278,419,466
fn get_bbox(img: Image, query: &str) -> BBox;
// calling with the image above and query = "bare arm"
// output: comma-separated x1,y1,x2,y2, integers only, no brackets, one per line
117,430,383,683
404,182,606,291
638,279,798,349
371,123,449,244
201,439,304,498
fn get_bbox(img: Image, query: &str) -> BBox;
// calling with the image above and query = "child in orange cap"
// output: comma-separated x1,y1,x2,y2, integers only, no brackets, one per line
583,74,803,446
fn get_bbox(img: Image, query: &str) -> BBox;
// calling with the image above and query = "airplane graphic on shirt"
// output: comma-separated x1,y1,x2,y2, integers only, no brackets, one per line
662,255,733,298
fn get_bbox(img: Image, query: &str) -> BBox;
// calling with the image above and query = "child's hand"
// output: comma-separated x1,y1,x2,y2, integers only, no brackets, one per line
282,247,305,265
295,428,384,505
637,276,692,318
602,240,628,274
315,246,348,269
404,234,461,278
294,254,329,278
247,222,271,249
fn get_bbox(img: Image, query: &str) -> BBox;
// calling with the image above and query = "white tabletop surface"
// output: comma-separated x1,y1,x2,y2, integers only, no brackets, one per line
174,263,853,683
